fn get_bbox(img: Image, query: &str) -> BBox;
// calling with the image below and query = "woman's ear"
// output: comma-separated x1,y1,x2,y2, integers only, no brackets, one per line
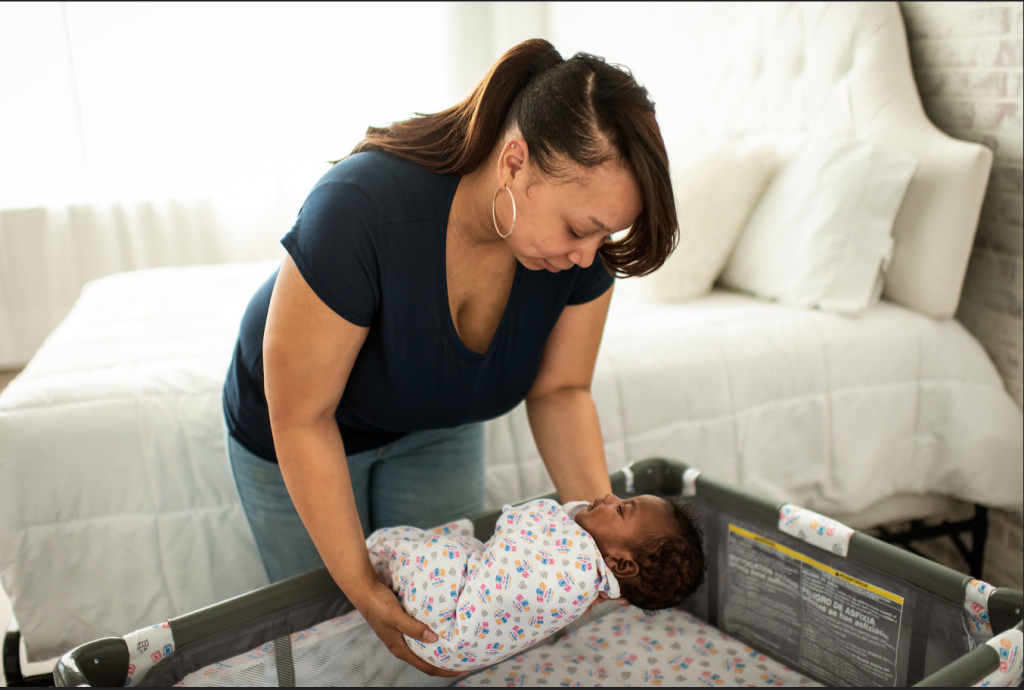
605,554,639,579
498,137,527,184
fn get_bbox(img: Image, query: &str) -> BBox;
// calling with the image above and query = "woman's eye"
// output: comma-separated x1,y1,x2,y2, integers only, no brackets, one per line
568,226,583,240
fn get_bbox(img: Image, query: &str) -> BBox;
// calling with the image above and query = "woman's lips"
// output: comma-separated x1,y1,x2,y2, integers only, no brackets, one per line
542,259,562,273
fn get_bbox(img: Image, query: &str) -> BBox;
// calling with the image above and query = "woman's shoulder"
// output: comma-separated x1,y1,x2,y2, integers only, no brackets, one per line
326,149,430,183
317,151,458,224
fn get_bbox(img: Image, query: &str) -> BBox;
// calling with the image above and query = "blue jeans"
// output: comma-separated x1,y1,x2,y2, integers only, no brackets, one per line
227,423,486,583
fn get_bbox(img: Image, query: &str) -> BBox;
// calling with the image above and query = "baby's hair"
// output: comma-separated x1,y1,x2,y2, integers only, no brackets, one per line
618,501,707,615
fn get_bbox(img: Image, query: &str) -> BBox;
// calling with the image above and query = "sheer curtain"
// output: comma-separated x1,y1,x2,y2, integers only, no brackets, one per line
0,2,550,368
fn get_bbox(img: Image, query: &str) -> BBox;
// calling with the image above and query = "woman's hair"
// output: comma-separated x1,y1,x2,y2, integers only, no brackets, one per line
346,38,678,278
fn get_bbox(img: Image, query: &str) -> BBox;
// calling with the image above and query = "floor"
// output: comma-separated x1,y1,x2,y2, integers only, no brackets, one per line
0,365,1020,685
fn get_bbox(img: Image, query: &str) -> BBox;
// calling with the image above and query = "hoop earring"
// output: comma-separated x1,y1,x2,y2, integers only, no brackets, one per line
492,185,516,239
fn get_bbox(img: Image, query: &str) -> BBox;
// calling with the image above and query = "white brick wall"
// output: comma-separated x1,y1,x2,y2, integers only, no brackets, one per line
900,1,1023,411
899,1,1023,590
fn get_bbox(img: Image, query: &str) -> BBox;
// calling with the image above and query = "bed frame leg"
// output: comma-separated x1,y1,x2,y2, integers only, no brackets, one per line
872,504,989,580
968,505,988,580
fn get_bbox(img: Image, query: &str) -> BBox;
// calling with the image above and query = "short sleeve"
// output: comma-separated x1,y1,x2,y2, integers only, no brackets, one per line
566,260,615,306
280,180,383,327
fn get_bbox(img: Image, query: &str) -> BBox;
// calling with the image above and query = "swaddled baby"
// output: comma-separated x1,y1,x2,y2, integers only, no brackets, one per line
365,493,706,672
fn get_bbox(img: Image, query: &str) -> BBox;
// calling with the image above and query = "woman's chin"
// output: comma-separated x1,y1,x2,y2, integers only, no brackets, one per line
517,256,545,271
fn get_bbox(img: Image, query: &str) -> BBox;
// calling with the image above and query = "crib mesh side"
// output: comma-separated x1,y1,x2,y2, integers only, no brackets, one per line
678,497,974,687
133,588,432,688
167,612,452,687
145,598,621,687
160,599,626,687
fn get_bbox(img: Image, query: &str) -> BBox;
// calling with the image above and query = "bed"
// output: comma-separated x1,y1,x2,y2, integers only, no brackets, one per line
1,0,1022,665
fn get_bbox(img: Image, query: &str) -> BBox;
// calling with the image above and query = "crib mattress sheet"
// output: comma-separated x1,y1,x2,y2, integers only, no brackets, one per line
455,605,822,688
1,261,1021,660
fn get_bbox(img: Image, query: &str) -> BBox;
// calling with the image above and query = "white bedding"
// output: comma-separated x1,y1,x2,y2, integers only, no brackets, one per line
1,261,1021,660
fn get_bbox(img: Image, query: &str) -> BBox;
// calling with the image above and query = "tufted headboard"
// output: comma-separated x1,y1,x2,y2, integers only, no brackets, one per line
691,1,992,319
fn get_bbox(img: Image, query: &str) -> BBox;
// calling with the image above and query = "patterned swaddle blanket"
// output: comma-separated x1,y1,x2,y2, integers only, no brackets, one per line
366,498,620,672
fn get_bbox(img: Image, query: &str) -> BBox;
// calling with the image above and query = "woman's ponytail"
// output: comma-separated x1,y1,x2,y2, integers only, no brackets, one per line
348,39,558,176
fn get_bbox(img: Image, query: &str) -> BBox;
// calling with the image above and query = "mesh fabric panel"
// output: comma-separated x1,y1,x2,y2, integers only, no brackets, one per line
175,611,454,687
175,639,280,686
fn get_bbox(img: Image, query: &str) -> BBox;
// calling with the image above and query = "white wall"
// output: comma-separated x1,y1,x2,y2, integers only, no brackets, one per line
899,0,1023,590
0,2,548,369
548,2,740,149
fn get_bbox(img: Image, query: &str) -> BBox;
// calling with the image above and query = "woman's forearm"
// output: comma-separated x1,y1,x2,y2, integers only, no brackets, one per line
525,387,612,503
272,417,379,607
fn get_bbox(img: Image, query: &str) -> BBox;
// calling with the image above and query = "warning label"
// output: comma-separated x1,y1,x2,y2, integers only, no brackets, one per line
724,524,904,687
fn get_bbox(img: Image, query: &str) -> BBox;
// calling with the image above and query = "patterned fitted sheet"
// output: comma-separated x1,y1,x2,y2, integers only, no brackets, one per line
456,605,822,687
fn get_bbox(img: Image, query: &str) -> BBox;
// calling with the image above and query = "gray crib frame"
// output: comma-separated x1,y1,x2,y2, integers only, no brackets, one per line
53,458,1023,688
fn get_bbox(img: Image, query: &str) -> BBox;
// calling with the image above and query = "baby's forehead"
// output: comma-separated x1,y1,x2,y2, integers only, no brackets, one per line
640,494,674,512
638,495,677,526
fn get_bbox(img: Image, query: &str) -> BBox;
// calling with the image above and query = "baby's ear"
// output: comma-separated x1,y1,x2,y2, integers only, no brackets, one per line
605,555,639,579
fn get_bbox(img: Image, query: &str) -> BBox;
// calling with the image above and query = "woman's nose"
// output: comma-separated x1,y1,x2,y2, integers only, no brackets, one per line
568,249,595,269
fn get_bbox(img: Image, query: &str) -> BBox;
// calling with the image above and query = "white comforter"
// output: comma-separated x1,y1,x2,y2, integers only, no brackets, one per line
1,261,1021,660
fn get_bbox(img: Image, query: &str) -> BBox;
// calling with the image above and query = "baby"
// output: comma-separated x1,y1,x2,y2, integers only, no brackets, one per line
365,493,706,672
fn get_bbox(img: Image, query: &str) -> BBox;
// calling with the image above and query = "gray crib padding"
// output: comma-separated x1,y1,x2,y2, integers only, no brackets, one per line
847,533,969,604
914,640,1002,687
693,505,974,687
170,568,342,649
665,460,971,606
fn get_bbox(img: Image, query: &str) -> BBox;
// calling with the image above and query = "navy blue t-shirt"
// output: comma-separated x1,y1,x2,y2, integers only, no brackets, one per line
223,151,615,461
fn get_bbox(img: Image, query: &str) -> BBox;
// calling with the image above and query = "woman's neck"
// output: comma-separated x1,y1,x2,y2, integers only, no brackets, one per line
449,151,506,249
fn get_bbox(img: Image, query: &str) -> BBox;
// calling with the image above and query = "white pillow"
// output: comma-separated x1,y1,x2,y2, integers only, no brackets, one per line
719,135,919,315
618,137,782,303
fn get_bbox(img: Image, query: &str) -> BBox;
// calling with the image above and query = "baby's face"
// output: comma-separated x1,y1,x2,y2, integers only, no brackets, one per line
573,494,675,557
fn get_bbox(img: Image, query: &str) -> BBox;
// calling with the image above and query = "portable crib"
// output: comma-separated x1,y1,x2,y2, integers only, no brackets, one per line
52,458,1023,687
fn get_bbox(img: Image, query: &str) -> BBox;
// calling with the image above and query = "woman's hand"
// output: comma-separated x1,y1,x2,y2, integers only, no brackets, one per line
357,579,464,679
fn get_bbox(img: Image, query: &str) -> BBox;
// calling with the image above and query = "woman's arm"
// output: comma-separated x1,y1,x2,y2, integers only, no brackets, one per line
263,256,460,678
524,286,615,503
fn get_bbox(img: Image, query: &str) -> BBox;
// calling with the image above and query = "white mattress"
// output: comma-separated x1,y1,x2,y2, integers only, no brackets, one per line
1,261,1021,661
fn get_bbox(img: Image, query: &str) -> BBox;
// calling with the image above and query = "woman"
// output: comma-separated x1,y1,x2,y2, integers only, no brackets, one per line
222,39,677,677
